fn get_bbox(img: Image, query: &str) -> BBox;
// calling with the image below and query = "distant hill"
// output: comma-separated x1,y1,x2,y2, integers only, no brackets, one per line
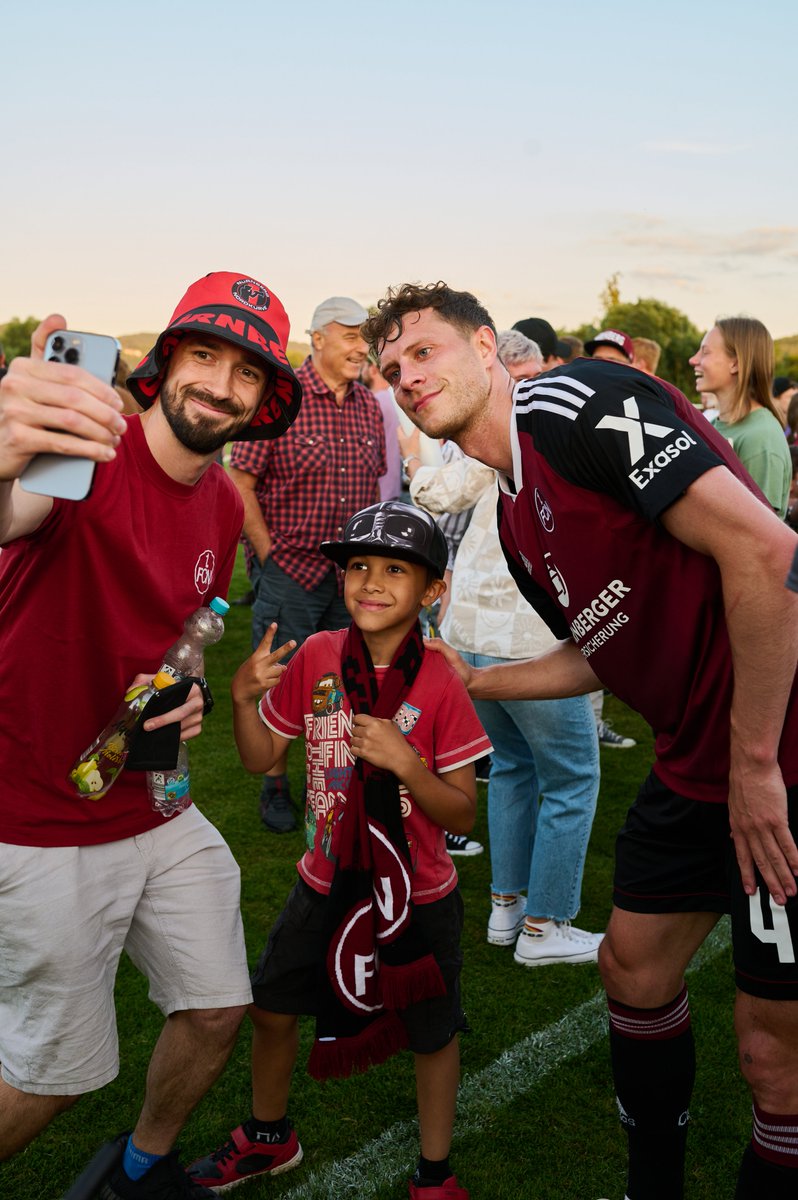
118,333,310,370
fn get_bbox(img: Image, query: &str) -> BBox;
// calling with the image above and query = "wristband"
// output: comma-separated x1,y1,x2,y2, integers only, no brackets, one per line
194,675,215,716
402,454,420,472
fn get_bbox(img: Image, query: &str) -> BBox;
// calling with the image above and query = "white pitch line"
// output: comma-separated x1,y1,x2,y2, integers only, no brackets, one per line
281,919,732,1200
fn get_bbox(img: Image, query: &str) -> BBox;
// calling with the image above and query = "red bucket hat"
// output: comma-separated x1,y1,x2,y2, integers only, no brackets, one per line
126,272,302,441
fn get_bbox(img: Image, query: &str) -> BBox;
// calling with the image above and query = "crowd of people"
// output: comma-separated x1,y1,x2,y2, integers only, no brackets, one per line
1,274,797,1200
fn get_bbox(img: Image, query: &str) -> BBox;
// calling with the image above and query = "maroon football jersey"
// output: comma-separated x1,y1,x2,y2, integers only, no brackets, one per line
497,359,798,802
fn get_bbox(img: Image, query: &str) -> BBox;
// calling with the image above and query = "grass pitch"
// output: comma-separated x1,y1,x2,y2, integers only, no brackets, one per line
8,553,748,1200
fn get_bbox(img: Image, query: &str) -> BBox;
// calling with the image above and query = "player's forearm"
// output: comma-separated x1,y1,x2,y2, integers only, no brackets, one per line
661,469,798,771
724,537,798,768
469,641,600,702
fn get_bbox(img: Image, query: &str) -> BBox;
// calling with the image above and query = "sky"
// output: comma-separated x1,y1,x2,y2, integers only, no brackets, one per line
3,0,797,345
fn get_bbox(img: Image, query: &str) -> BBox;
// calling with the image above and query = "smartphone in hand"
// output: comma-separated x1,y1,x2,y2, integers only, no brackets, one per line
19,330,121,501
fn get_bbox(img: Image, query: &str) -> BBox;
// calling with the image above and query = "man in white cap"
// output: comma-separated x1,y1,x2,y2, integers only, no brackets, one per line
229,296,386,832
584,328,635,365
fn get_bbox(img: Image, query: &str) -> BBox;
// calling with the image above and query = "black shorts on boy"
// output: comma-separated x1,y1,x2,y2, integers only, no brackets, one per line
251,879,468,1053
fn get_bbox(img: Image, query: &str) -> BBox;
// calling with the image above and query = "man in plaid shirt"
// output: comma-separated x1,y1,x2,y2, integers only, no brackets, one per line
229,296,386,832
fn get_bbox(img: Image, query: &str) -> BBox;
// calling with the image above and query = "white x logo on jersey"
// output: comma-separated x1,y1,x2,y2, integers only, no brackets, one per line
595,396,673,465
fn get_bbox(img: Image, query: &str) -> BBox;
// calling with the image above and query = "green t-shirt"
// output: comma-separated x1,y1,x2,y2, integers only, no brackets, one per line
713,407,792,518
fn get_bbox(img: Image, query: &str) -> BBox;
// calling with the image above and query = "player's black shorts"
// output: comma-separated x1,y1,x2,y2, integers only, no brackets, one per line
251,878,467,1053
614,771,798,1000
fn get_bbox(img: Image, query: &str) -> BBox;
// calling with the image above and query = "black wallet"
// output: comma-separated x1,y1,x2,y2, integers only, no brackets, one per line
125,677,194,772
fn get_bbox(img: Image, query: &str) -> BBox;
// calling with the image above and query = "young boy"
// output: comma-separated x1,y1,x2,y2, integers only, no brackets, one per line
189,501,491,1200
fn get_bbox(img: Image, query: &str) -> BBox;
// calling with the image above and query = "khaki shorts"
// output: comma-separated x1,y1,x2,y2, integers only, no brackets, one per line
0,805,252,1095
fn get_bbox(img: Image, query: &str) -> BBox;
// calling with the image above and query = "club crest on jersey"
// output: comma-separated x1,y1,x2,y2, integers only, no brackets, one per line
194,549,216,594
595,396,673,466
544,552,569,607
534,488,555,532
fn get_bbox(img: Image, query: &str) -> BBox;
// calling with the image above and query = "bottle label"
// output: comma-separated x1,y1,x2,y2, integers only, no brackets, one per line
164,775,190,803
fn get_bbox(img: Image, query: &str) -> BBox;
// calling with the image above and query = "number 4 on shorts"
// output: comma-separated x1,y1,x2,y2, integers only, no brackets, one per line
749,889,797,964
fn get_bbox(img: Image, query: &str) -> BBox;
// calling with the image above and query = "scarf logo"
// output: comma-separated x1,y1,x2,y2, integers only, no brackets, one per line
331,900,382,1013
330,822,413,1015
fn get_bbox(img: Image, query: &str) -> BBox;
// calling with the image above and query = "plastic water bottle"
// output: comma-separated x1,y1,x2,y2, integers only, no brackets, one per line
70,670,179,799
147,596,229,817
156,596,229,682
148,742,192,817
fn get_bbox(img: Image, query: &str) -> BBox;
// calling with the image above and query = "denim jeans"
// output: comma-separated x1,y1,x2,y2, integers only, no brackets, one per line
249,557,349,654
462,652,600,922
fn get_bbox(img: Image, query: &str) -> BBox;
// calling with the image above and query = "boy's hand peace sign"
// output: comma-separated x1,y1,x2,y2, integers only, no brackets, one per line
231,623,296,706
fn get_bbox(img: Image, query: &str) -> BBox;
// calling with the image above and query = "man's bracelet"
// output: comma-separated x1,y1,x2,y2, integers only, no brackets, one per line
402,454,420,472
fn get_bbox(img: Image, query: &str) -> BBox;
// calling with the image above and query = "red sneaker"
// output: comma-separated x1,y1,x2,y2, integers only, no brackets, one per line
187,1124,302,1193
408,1176,469,1199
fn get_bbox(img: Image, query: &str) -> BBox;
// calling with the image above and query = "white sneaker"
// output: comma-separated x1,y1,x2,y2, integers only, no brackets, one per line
513,918,604,966
487,893,527,945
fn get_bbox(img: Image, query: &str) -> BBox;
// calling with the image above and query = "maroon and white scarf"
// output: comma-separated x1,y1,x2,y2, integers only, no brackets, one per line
307,620,445,1080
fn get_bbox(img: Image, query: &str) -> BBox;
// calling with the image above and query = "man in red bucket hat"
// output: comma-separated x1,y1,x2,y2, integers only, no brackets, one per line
126,271,302,442
0,272,299,1198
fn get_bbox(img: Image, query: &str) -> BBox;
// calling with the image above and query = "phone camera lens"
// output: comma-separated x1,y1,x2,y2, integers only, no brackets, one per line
65,347,80,364
48,355,60,362
51,336,65,352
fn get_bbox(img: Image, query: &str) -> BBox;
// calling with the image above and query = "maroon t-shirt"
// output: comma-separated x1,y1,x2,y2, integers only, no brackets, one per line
0,416,242,846
497,360,798,802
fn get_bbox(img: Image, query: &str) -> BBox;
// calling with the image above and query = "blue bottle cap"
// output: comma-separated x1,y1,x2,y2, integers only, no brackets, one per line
209,596,230,615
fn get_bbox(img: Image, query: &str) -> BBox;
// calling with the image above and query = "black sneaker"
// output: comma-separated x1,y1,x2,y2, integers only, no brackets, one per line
259,774,296,833
100,1151,217,1198
65,1131,128,1197
445,831,484,857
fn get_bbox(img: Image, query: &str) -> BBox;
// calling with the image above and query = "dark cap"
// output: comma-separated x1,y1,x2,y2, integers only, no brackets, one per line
126,272,302,441
320,501,448,578
584,328,634,362
511,316,570,361
774,376,797,399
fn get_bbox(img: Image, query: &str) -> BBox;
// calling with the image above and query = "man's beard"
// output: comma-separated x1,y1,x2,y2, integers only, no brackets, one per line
159,381,253,454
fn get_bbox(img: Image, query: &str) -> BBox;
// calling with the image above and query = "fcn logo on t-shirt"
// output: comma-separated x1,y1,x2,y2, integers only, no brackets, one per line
194,550,216,594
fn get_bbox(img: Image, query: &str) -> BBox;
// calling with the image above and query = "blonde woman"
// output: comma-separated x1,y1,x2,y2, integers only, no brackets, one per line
689,317,791,517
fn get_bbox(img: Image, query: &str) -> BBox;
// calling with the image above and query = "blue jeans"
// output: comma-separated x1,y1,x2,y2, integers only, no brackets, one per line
462,652,600,922
249,557,349,654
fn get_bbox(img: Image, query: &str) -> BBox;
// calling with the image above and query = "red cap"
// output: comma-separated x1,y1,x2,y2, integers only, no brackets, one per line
126,272,302,441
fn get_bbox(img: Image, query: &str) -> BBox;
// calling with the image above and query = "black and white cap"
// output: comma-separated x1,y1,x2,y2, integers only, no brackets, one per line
320,501,448,578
